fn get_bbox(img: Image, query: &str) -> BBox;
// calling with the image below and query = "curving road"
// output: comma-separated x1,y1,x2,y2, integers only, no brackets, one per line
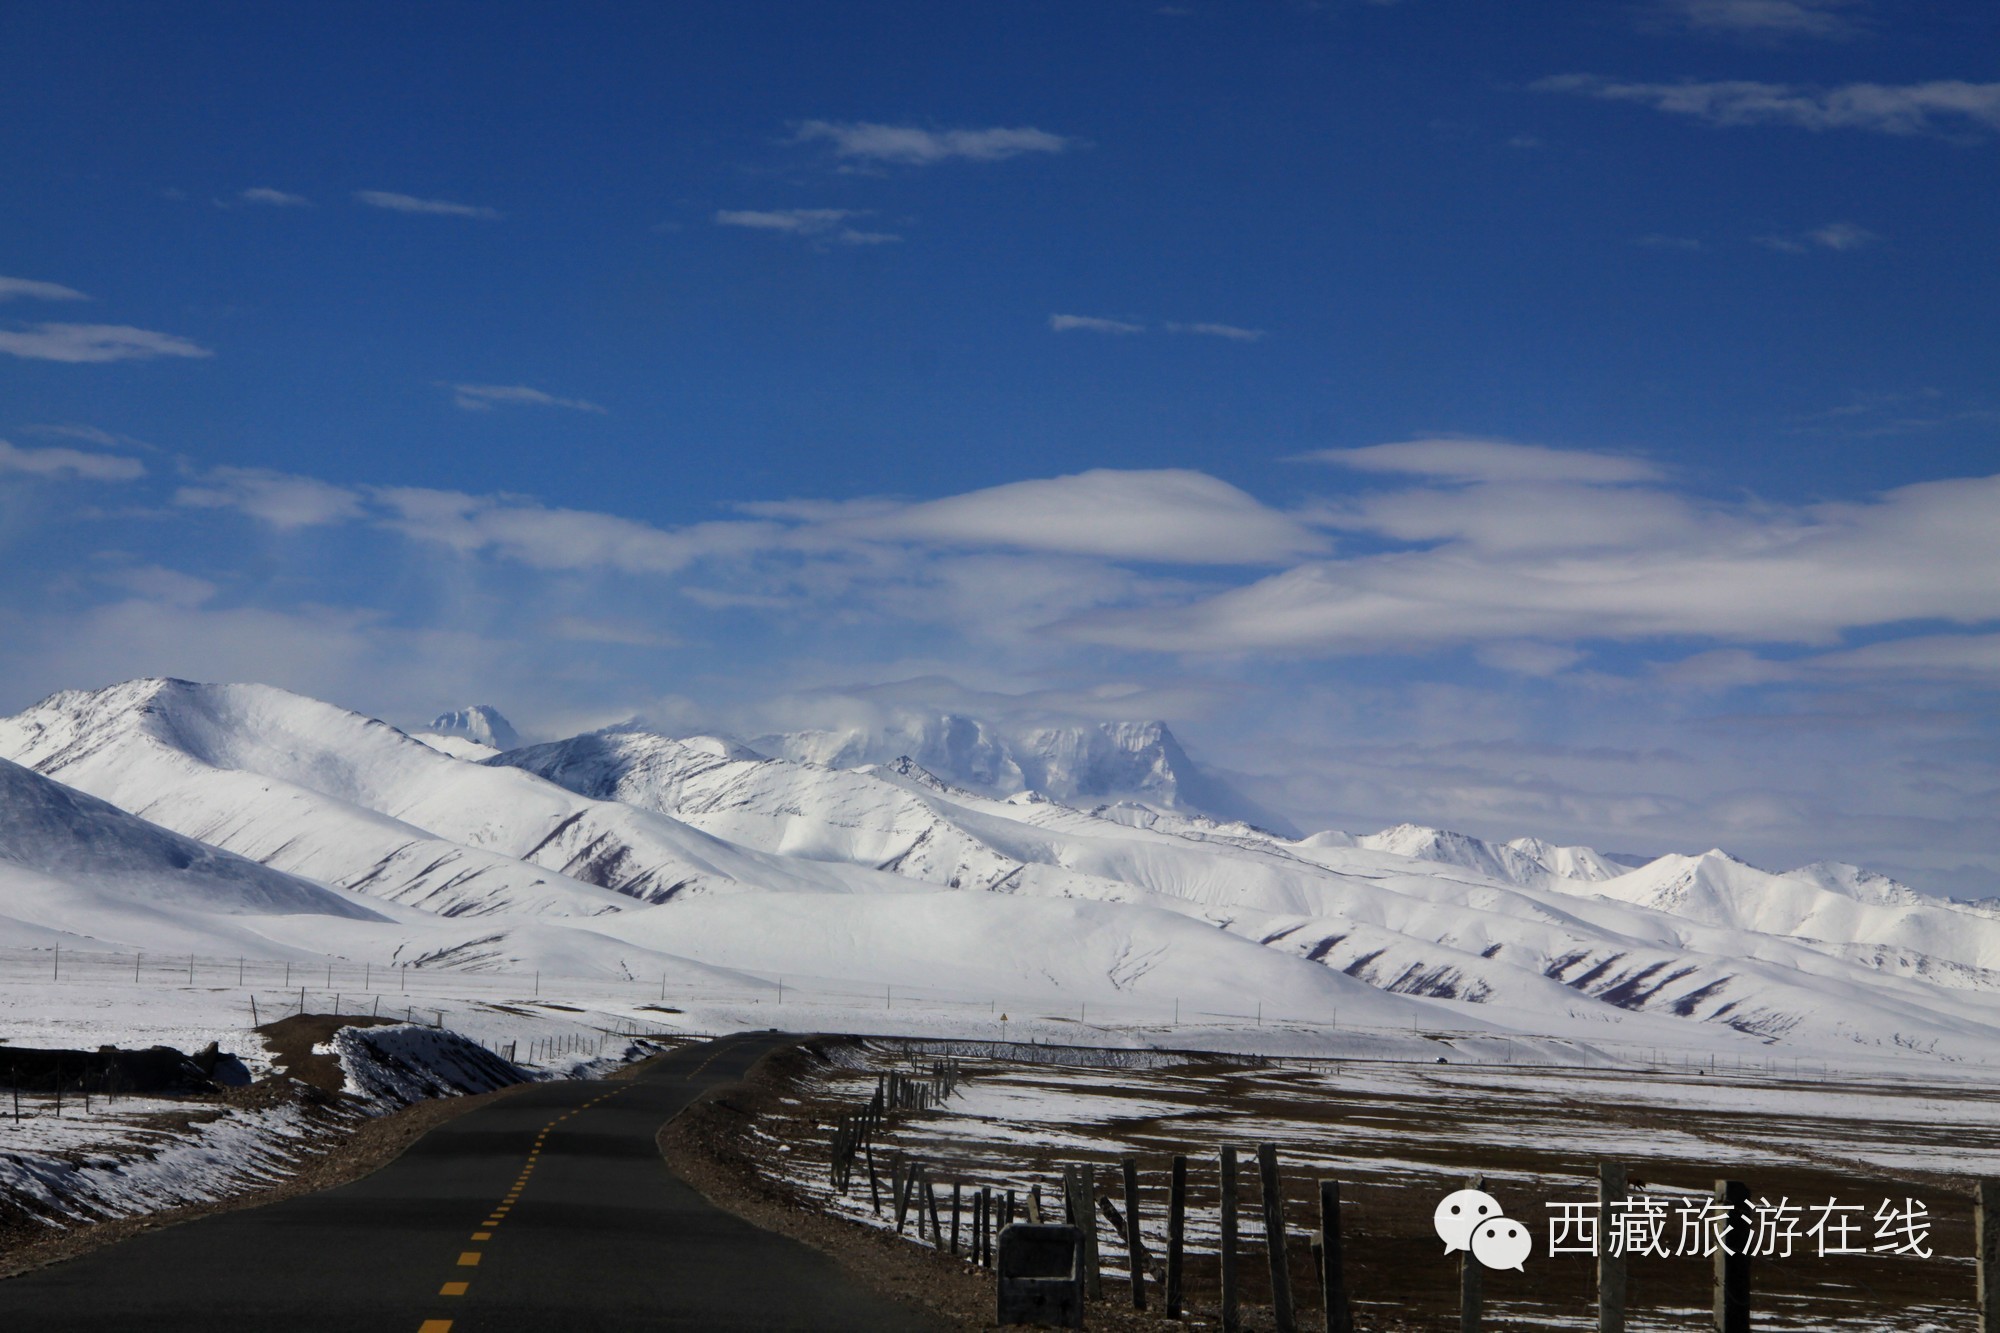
0,1033,946,1331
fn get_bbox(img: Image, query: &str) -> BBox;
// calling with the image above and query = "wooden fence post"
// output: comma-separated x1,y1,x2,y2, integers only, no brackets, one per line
1599,1161,1627,1333
1222,1146,1241,1333
1978,1180,2000,1333
1074,1165,1103,1298
1461,1172,1484,1333
1713,1178,1750,1333
1320,1179,1349,1333
1167,1154,1188,1318
952,1179,963,1254
1123,1158,1147,1310
1259,1144,1296,1333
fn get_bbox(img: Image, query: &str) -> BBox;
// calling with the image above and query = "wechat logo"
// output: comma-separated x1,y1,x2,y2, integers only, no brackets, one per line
1435,1187,1533,1271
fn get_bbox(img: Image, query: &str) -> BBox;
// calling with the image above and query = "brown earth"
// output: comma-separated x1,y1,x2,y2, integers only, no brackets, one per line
253,1011,406,1093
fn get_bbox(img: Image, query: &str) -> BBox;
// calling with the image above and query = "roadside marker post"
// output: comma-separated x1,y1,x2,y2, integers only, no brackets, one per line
1259,1144,1295,1333
1598,1162,1628,1333
1221,1145,1240,1333
1319,1178,1350,1333
1713,1179,1751,1333
1978,1179,2000,1333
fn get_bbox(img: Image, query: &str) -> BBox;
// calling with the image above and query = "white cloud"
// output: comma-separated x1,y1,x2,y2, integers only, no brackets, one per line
354,190,502,219
712,208,902,246
238,187,312,207
173,467,366,529
1166,322,1267,342
0,323,211,363
446,383,608,414
1533,74,2000,136
1301,437,1664,484
841,469,1328,565
0,439,145,481
1476,641,1587,676
1654,0,1867,39
97,565,219,608
794,120,1073,166
1802,633,2000,680
1062,471,2000,654
1807,221,1878,250
370,487,774,575
1758,221,1879,253
1050,313,1145,335
0,275,90,303
714,208,857,233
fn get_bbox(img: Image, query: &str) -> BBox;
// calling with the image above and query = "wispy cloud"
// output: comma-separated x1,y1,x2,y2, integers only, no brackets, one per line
1063,455,2000,654
174,467,365,529
1166,321,1266,342
830,469,1327,565
354,190,503,219
1299,436,1664,484
794,120,1073,166
19,423,155,451
1757,220,1880,252
1050,313,1145,335
712,208,902,246
0,275,90,303
1050,314,1266,340
445,383,608,414
0,439,145,481
237,186,312,207
372,486,745,574
1651,0,1867,39
1534,74,2000,136
0,323,211,363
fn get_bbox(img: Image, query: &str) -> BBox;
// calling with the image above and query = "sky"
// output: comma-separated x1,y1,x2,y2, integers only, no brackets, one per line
1,0,1996,893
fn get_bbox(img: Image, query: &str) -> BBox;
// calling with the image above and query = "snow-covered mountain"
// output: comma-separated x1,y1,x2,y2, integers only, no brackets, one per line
426,704,520,751
752,714,1296,834
7,676,2000,1064
1349,823,1627,888
0,756,392,954
0,679,927,918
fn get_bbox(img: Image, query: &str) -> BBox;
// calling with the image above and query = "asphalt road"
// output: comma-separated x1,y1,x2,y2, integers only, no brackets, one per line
0,1033,948,1331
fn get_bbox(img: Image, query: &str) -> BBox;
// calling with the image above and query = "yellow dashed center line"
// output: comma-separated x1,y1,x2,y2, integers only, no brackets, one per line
416,1079,646,1330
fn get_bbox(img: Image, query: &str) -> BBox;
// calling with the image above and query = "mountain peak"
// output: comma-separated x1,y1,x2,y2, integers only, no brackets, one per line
428,705,520,751
749,710,1296,833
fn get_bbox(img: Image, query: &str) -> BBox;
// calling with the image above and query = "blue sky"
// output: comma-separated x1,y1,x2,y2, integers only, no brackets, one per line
2,1,1996,890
